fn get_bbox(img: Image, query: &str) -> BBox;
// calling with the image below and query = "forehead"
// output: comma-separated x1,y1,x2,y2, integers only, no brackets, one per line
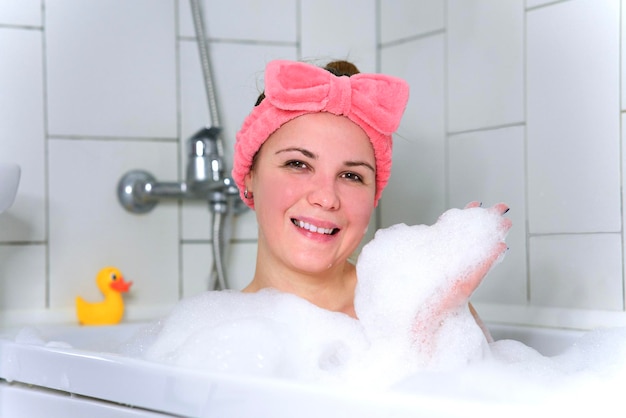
264,112,374,157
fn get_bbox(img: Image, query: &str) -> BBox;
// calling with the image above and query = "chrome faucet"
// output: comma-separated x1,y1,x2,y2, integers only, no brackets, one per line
188,126,223,189
117,126,244,215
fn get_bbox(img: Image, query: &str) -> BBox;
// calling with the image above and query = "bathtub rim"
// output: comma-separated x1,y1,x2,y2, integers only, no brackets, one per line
0,327,550,418
0,319,610,418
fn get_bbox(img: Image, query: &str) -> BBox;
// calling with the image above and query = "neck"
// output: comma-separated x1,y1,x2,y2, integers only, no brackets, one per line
243,260,357,318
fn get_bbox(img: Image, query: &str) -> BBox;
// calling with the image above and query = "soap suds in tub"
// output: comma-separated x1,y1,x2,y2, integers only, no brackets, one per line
120,204,626,406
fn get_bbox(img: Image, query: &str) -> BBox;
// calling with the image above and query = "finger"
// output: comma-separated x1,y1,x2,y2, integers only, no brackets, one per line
491,202,510,215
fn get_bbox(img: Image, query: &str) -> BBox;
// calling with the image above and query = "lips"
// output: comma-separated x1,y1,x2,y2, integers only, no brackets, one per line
291,218,339,235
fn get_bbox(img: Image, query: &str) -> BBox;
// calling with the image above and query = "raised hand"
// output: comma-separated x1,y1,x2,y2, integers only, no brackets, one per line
409,202,511,358
355,202,511,369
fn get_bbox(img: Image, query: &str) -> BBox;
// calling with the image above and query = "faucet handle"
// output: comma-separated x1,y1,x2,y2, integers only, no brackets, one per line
186,126,225,191
187,126,222,156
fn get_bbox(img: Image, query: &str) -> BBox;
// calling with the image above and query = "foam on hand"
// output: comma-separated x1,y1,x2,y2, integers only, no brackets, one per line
355,204,510,372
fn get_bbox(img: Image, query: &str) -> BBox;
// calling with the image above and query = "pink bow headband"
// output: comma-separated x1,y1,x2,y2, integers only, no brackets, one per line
232,60,410,208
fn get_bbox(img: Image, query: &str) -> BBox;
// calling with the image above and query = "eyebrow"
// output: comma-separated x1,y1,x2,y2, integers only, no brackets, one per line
276,147,375,173
275,147,316,159
345,160,375,173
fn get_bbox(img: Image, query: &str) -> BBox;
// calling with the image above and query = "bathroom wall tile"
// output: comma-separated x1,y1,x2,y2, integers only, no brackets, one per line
622,0,626,112
448,126,527,304
182,242,213,297
380,0,444,44
179,41,296,241
178,0,191,37
48,139,179,310
529,234,623,310
622,114,626,288
447,0,524,132
0,244,46,310
0,28,46,242
46,0,177,138
179,0,297,42
178,0,194,37
527,0,620,234
380,35,446,227
182,241,257,297
0,0,41,26
224,242,257,290
301,0,376,72
525,0,560,9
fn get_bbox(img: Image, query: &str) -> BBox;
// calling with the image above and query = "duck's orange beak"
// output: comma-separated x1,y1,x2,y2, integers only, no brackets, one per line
110,277,132,293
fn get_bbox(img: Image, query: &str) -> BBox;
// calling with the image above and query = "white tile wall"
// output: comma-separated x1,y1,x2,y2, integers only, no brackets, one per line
0,245,46,310
529,234,623,310
0,28,46,242
45,0,177,138
380,35,446,227
526,0,620,234
179,0,298,41
622,112,626,311
623,0,626,112
525,0,560,9
0,0,42,27
379,0,445,44
300,0,377,72
1,0,626,330
447,0,524,132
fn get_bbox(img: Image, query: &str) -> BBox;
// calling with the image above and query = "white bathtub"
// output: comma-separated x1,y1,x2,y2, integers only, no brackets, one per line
0,321,585,418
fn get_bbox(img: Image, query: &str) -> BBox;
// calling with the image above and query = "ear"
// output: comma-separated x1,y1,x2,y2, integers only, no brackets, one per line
244,171,254,193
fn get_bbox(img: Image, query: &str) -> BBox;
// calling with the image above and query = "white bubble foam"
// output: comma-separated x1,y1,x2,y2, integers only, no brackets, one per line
124,205,626,403
134,289,370,383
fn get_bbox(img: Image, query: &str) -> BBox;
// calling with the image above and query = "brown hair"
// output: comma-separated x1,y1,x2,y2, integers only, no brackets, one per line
254,60,361,106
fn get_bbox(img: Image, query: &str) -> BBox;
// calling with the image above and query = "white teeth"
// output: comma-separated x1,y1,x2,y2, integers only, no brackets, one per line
295,220,335,235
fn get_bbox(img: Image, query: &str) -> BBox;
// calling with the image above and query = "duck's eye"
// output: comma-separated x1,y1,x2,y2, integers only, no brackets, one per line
111,274,117,281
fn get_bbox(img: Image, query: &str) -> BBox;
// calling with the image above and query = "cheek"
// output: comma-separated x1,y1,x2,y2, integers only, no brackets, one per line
343,187,376,228
355,204,375,232
252,173,300,221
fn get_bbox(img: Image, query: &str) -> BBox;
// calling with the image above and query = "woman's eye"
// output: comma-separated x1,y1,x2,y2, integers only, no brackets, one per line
342,172,363,183
285,160,308,169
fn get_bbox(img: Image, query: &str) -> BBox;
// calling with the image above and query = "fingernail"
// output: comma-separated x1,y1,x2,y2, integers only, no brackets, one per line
503,207,510,214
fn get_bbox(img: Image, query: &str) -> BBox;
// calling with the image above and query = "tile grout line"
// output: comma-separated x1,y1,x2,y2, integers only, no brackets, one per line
41,0,51,310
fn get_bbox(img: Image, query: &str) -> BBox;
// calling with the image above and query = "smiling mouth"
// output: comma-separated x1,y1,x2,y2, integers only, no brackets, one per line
292,219,339,235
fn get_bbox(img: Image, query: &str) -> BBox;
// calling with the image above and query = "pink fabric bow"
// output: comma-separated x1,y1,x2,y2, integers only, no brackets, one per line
265,60,408,135
233,60,410,209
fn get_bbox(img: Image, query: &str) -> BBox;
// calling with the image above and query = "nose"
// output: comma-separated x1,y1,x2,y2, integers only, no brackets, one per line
307,174,340,210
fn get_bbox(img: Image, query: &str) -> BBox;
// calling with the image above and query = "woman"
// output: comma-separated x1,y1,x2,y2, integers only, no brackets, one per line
232,59,501,336
232,59,406,317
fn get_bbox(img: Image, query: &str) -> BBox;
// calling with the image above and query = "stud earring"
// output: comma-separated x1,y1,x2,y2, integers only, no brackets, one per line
244,188,253,199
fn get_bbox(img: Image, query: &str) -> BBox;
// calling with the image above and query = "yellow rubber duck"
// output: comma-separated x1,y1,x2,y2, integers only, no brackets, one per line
76,266,132,326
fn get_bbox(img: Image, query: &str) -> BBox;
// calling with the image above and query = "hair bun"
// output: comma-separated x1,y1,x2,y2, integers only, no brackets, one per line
324,60,361,77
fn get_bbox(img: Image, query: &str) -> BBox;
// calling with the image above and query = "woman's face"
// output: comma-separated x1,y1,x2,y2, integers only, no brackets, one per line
246,112,376,276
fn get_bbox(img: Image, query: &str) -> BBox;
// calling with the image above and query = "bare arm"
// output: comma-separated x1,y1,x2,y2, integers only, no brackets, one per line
469,302,493,343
